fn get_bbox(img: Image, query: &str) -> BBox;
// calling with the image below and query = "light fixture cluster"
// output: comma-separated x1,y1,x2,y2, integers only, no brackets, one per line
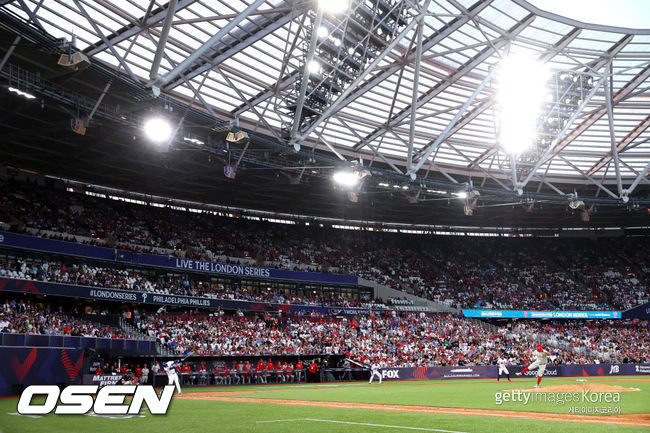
537,71,595,148
496,55,597,182
332,163,372,202
508,70,596,177
283,0,407,137
496,54,550,155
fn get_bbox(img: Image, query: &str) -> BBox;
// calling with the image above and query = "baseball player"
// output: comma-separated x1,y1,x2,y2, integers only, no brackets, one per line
164,360,182,395
497,354,511,382
515,344,548,388
368,361,382,384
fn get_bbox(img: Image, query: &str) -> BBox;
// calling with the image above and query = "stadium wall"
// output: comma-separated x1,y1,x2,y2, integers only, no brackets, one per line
0,277,384,315
352,363,650,382
0,347,84,396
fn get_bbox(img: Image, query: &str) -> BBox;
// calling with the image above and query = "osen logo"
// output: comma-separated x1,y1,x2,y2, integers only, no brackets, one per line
17,385,175,415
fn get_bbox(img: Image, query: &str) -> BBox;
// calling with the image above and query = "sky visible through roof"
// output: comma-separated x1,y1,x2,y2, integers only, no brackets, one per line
529,0,650,29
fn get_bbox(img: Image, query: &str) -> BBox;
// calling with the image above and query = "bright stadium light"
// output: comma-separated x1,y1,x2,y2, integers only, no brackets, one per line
497,54,549,154
308,60,321,74
317,26,328,38
455,191,468,199
8,86,36,99
144,117,172,143
332,170,359,187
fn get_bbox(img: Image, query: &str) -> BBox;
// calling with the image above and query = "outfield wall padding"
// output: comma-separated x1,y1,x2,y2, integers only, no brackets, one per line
0,347,84,396
367,363,650,381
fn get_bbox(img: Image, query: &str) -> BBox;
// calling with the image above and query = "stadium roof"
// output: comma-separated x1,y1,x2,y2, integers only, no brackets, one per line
0,0,648,227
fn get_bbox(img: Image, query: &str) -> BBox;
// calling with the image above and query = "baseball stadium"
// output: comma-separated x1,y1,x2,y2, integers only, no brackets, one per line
0,0,649,432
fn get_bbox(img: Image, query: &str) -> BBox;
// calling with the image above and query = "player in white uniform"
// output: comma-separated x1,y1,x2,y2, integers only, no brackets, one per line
515,344,548,388
164,360,182,395
368,362,382,384
497,355,511,382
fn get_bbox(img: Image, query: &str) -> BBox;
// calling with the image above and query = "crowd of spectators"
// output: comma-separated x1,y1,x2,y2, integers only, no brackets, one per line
0,257,382,309
131,309,649,367
1,181,648,310
2,292,647,369
0,298,134,338
507,319,650,364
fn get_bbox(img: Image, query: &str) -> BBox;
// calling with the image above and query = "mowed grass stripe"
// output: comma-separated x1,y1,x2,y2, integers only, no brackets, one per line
2,399,649,433
257,418,469,433
190,376,650,415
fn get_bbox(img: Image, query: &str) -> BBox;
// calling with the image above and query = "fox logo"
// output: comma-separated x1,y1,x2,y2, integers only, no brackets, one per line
381,370,399,379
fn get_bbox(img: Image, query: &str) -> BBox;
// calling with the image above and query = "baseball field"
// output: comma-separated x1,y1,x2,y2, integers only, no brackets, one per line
1,376,649,433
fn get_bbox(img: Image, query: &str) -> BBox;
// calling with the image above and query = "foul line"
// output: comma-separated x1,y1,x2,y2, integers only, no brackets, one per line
256,418,468,432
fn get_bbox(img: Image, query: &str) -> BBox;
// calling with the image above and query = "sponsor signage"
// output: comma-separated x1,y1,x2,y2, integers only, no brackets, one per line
0,348,84,396
0,231,357,285
381,369,399,379
83,374,124,387
353,363,650,382
0,278,384,315
462,309,622,319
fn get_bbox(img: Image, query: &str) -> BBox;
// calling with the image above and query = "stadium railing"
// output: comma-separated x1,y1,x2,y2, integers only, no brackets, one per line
0,332,157,352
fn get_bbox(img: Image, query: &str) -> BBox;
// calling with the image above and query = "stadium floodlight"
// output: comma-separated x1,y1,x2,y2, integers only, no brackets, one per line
455,191,468,199
183,137,204,145
317,26,329,38
144,117,172,143
319,0,349,13
332,170,359,187
226,130,249,143
497,54,549,154
308,60,321,74
8,86,36,99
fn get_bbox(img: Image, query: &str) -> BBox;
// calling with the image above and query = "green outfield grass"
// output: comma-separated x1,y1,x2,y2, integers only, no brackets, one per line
1,376,649,433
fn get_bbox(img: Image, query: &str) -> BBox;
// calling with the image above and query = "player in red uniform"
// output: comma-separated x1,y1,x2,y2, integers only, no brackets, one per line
516,344,549,388
295,360,304,383
256,359,266,384
266,359,275,383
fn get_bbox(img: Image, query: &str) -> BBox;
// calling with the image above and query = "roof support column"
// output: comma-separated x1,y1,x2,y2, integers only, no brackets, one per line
149,0,178,82
604,62,623,197
288,7,324,150
407,0,431,171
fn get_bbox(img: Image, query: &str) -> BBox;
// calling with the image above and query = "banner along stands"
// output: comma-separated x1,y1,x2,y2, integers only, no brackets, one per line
0,277,385,315
324,363,650,383
462,309,622,319
0,231,358,285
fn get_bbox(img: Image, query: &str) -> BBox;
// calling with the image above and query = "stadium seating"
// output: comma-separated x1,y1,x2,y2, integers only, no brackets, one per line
132,310,649,366
0,298,134,338
1,181,648,310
